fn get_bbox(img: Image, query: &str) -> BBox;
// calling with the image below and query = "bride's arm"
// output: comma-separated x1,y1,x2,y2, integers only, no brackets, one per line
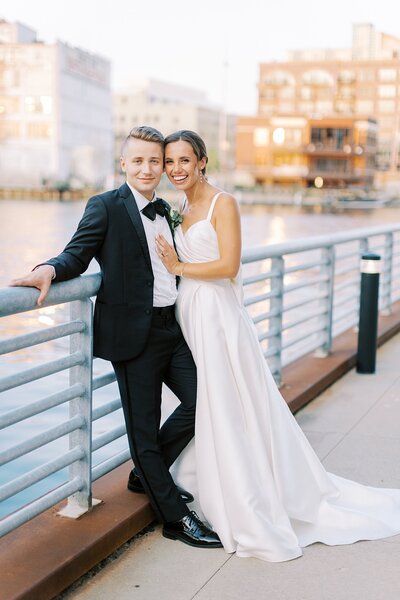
157,194,241,280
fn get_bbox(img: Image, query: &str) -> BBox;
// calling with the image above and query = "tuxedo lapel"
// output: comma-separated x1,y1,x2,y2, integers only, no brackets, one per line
119,183,152,271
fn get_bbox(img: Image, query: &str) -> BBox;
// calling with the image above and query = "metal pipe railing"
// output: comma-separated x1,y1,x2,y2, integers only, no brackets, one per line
1,224,400,536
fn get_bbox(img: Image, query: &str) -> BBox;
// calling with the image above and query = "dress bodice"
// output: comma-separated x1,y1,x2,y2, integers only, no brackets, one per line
174,193,221,264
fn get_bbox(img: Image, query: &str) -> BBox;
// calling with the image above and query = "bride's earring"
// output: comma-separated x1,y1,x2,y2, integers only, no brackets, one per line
199,171,204,183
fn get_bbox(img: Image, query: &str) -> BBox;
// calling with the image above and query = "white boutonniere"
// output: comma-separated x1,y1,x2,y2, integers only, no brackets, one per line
169,208,184,231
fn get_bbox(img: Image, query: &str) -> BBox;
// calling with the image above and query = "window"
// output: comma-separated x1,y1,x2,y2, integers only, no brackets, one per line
27,122,53,137
378,100,395,113
358,85,374,98
25,96,52,114
0,122,21,137
302,70,334,86
0,96,20,113
379,69,396,82
264,71,295,86
338,70,356,83
253,128,269,147
315,101,333,112
379,85,396,98
278,102,294,113
358,69,374,82
280,87,295,99
356,100,374,114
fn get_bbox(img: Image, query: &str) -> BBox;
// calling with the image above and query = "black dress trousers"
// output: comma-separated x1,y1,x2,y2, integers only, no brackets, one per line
112,309,197,523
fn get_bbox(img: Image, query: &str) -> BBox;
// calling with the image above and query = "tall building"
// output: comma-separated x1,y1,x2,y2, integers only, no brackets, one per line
0,19,113,188
237,23,400,187
113,79,236,178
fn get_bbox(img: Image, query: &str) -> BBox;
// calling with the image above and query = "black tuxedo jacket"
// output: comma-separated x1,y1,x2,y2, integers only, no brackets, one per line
47,183,173,362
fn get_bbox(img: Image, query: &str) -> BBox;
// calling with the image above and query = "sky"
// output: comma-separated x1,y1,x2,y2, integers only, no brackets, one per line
2,0,400,114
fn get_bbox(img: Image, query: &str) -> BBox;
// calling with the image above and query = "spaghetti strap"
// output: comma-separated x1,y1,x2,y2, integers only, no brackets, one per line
206,192,223,221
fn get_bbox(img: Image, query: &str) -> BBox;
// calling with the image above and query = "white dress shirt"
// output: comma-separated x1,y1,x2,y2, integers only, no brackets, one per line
127,183,178,307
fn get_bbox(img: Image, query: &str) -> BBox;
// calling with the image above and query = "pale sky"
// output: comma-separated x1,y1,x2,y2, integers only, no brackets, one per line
2,0,400,114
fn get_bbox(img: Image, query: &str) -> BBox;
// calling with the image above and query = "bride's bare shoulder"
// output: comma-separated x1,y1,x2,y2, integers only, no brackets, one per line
215,191,240,213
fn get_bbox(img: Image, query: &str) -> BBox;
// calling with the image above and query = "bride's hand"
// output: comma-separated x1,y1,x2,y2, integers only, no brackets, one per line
156,235,180,274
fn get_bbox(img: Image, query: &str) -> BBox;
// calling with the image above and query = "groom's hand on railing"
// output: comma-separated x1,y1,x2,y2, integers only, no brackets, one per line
10,265,55,306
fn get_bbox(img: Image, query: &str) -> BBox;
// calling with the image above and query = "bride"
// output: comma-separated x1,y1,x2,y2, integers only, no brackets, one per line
156,129,400,562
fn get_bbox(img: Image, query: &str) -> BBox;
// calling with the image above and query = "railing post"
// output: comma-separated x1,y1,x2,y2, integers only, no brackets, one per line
381,232,393,315
58,298,97,518
270,257,284,385
315,245,335,356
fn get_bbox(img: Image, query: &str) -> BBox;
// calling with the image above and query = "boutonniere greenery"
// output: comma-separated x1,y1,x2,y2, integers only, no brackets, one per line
169,208,184,231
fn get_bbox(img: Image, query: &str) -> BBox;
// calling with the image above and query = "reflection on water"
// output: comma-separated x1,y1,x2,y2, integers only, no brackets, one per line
1,198,400,517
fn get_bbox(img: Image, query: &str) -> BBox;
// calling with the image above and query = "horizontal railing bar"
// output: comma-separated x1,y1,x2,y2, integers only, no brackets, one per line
0,446,84,502
0,273,101,318
92,425,127,452
0,352,85,393
92,371,116,391
333,308,358,323
0,477,84,538
92,449,131,482
0,415,85,466
335,264,360,277
258,326,281,342
283,292,326,313
283,274,328,294
241,223,400,263
92,398,122,421
282,334,327,366
334,294,359,309
242,268,280,286
263,346,279,359
282,306,328,332
282,327,326,350
367,243,385,251
0,383,85,430
335,279,359,293
253,307,281,324
335,249,361,261
244,289,279,306
0,320,85,356
284,259,328,274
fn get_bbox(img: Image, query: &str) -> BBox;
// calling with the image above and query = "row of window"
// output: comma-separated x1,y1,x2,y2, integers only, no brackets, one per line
0,95,53,115
261,84,400,102
260,99,399,115
262,68,400,87
0,122,53,138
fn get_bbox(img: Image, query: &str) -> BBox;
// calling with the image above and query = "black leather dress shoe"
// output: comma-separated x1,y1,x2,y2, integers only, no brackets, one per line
163,511,223,548
127,469,194,503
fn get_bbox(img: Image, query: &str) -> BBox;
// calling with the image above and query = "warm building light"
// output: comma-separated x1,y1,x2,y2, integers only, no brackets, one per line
253,128,269,147
314,176,324,188
272,128,285,144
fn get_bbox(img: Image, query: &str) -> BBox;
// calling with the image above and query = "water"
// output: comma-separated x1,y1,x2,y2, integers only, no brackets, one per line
1,197,400,518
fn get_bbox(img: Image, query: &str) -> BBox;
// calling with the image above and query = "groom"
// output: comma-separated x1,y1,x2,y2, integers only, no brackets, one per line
11,126,221,549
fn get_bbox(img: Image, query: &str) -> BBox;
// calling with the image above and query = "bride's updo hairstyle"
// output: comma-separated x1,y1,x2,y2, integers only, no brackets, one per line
164,130,209,176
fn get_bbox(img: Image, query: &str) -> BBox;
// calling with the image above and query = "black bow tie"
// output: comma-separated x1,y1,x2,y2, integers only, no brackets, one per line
141,199,167,221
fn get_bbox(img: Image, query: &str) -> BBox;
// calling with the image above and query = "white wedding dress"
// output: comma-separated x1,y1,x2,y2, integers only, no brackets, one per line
170,192,400,562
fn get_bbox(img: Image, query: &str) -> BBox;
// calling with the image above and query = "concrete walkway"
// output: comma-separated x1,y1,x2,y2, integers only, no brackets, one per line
64,335,400,600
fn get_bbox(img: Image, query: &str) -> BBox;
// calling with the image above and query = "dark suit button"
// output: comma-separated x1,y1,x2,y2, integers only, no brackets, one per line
145,309,151,315
147,281,152,287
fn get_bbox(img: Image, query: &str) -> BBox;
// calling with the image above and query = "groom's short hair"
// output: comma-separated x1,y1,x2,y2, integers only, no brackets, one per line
122,126,164,155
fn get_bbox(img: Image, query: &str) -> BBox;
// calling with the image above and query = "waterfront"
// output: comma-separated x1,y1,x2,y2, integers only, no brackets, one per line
1,197,400,518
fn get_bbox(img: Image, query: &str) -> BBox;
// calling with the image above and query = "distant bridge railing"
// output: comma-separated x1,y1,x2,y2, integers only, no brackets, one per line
1,223,400,536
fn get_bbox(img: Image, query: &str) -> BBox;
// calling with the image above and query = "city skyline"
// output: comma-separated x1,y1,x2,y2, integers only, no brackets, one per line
1,0,400,114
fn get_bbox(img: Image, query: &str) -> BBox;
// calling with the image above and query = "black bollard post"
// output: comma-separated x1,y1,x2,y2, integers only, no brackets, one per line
356,252,381,374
